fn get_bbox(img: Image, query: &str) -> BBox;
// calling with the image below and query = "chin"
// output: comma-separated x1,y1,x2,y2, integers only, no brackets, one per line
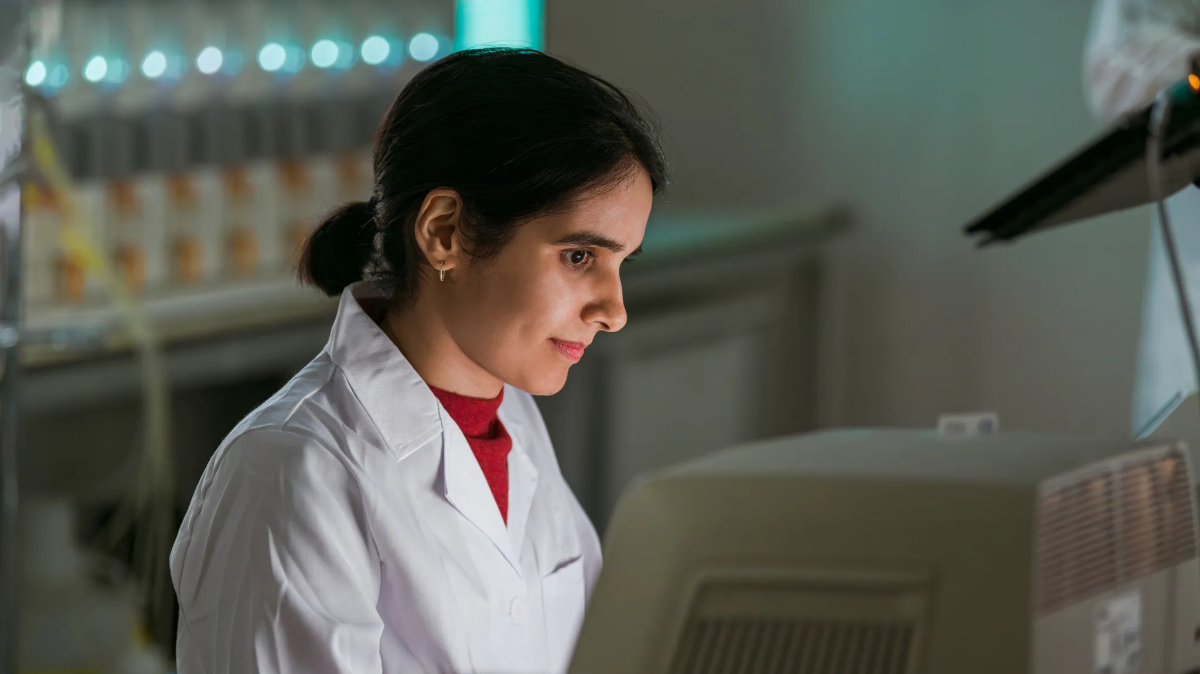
511,365,571,396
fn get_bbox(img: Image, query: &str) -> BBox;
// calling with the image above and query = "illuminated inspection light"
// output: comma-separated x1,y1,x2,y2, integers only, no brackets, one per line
141,50,167,79
360,35,390,65
311,39,339,69
84,56,108,83
409,33,439,62
197,46,224,75
258,42,287,72
25,61,46,86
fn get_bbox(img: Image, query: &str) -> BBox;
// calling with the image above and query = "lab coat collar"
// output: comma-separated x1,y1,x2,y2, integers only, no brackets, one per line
441,395,539,576
328,284,442,462
331,284,543,573
501,406,538,562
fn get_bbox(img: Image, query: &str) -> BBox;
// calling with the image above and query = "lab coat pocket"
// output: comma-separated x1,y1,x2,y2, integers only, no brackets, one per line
542,555,586,673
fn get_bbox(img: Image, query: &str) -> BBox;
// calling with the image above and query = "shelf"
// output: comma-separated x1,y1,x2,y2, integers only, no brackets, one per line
17,205,849,413
22,277,336,368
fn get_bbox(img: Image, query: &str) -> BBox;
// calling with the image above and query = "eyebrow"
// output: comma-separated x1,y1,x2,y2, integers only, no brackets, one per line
550,231,641,257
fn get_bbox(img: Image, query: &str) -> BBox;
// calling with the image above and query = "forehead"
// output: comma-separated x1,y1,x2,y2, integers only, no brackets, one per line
521,170,654,240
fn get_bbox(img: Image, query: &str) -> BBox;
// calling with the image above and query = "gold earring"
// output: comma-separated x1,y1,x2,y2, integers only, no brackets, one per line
439,261,445,282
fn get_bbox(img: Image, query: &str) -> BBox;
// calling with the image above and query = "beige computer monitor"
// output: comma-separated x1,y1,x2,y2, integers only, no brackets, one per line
568,429,1200,674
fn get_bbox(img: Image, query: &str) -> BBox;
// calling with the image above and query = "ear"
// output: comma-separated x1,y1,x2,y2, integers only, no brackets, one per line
412,188,465,273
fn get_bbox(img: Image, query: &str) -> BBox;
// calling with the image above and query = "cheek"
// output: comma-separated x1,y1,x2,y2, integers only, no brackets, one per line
493,272,580,347
464,262,581,366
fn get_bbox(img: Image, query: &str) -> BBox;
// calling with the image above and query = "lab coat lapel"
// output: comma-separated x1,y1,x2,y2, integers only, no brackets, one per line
439,405,522,575
503,416,538,559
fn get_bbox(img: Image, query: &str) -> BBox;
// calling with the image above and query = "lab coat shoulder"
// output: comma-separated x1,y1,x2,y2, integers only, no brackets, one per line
229,352,427,478
171,425,388,674
234,355,387,461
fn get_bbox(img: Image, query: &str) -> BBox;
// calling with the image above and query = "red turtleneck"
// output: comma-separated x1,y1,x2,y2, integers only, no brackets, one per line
428,385,512,523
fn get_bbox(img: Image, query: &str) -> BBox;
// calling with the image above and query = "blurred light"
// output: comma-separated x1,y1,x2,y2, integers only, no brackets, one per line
47,64,69,89
1190,74,1199,91
25,61,46,87
258,42,286,72
141,50,167,79
361,35,390,65
457,0,543,50
333,41,356,69
283,45,307,73
106,58,129,84
84,56,108,83
223,51,245,76
311,39,339,69
409,33,439,62
197,47,224,75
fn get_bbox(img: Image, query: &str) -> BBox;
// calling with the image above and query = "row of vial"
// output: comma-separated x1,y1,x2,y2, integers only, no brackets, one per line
30,0,450,117
23,93,390,307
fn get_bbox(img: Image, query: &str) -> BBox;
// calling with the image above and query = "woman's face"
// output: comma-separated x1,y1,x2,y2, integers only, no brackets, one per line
444,169,653,395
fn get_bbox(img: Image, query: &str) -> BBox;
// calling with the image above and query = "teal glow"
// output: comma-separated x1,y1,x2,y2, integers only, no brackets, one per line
25,61,46,86
456,0,543,50
105,58,129,84
84,56,108,83
47,64,69,88
282,45,306,73
333,41,356,69
223,51,244,76
311,39,338,68
409,33,439,62
258,42,287,72
197,47,223,75
141,50,167,79
360,35,390,65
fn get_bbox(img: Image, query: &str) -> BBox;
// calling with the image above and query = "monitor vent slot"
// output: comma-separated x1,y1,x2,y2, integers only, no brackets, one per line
1034,446,1198,616
670,618,915,674
1117,456,1196,579
1034,473,1119,613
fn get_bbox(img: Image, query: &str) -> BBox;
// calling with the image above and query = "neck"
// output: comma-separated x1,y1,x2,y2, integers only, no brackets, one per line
382,294,504,399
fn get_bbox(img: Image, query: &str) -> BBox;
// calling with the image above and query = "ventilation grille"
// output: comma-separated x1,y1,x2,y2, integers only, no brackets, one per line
669,618,916,674
1035,446,1198,615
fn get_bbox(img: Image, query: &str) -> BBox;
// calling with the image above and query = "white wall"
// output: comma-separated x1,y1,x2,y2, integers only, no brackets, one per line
548,0,1151,436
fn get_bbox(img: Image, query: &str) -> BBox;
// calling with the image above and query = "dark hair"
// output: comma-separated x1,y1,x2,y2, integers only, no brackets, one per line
299,47,668,301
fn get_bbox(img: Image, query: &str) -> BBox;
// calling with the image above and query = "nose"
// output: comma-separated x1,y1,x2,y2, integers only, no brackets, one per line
582,271,627,333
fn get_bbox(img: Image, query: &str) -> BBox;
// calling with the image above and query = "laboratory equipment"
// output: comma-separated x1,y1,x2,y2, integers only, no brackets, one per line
569,429,1200,673
21,0,452,312
964,74,1200,245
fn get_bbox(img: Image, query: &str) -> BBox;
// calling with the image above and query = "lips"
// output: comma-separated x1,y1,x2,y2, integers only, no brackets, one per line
551,339,586,362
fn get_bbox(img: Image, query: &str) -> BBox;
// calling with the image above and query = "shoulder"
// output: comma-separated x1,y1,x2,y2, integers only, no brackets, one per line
222,427,360,491
179,358,390,541
171,424,384,622
223,353,399,471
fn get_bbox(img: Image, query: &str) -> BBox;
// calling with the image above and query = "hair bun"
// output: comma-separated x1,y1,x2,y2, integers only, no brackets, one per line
297,200,378,297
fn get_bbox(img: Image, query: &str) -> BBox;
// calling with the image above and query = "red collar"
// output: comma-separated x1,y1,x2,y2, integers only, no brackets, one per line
427,385,505,438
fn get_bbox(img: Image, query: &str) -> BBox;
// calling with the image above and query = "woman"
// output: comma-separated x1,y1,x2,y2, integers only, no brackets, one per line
170,48,667,674
1084,0,1200,433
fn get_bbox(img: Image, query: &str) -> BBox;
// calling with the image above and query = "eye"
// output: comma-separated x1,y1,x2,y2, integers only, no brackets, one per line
564,249,593,267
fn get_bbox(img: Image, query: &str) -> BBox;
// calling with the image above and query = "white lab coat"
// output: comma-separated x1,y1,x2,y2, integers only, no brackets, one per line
170,283,603,674
1085,0,1200,432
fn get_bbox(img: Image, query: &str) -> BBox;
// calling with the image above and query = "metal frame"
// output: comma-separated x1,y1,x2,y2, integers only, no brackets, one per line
0,0,27,672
